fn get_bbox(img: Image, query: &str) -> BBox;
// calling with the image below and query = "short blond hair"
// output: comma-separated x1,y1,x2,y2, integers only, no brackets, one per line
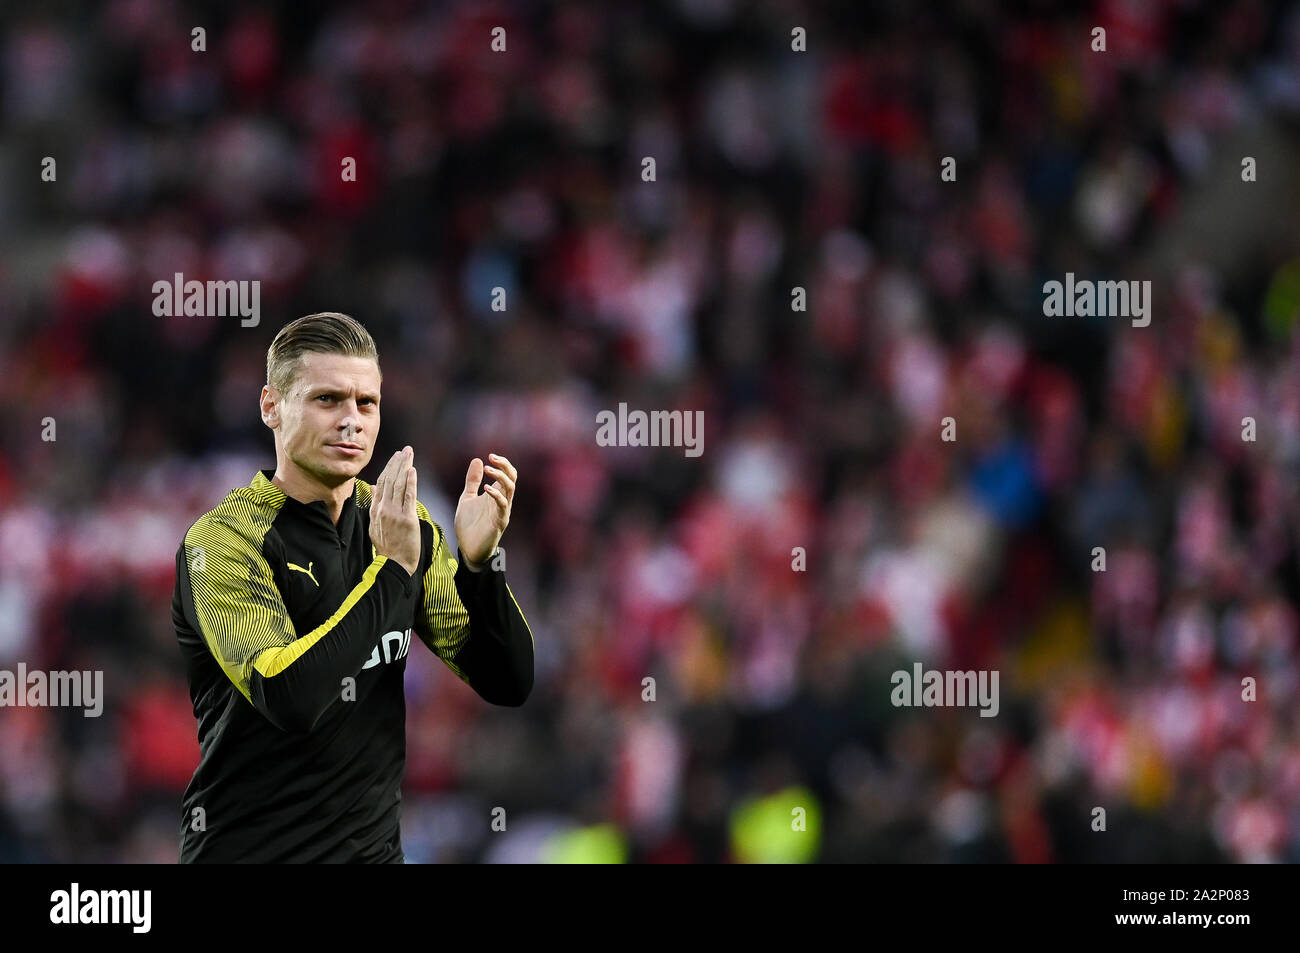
266,312,380,398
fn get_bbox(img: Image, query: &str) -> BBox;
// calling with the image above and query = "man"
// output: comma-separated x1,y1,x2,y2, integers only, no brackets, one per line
171,311,534,863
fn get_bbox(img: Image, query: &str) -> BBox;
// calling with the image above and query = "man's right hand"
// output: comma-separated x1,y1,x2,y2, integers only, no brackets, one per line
369,446,421,577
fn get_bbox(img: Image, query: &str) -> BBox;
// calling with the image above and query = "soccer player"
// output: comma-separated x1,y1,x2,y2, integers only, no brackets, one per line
171,312,534,862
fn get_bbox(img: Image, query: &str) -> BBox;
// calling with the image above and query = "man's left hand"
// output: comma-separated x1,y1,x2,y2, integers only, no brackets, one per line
455,452,516,569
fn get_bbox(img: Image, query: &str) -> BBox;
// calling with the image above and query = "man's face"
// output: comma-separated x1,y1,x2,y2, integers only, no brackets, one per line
262,352,381,486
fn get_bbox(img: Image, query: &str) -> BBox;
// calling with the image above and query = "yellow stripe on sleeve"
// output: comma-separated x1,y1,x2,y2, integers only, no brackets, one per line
252,555,390,678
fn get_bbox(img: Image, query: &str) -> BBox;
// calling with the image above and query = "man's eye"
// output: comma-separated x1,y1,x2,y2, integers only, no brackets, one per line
317,395,333,402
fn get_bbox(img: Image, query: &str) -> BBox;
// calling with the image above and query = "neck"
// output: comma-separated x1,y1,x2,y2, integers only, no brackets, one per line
271,465,353,525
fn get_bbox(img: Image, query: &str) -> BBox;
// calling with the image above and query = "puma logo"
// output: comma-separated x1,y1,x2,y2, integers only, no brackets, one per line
287,561,319,587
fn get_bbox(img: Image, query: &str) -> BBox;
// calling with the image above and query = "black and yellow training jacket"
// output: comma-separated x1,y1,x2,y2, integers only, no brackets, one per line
171,469,533,863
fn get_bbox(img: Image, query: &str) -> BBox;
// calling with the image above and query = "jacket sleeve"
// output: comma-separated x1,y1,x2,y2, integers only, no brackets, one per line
411,501,535,706
179,512,420,732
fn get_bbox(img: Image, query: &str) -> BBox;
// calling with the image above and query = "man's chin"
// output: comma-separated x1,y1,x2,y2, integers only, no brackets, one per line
315,456,368,484
333,459,368,478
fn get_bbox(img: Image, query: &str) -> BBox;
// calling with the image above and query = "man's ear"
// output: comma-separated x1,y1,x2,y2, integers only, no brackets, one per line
260,384,280,428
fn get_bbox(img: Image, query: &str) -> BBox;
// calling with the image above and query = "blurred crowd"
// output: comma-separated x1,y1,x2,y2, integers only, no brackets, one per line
2,0,1300,862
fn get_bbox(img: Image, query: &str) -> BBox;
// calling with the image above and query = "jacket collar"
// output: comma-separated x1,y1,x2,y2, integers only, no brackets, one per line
252,469,358,535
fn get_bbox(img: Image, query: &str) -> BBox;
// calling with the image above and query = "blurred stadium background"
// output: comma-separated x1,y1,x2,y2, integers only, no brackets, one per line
3,0,1300,862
